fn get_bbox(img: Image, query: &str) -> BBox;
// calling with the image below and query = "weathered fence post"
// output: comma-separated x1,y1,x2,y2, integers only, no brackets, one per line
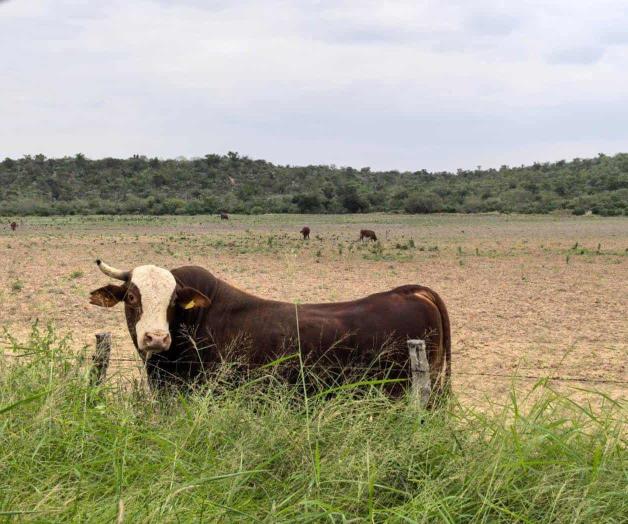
90,332,112,386
407,339,431,408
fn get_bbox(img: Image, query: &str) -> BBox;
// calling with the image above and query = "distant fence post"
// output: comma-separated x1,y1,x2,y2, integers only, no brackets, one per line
407,339,430,408
90,332,112,386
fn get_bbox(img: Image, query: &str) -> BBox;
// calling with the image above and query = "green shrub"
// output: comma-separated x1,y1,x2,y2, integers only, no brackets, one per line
404,192,443,213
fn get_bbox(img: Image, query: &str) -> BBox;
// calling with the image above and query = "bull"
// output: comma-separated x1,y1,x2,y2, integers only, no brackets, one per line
89,260,451,401
360,229,377,241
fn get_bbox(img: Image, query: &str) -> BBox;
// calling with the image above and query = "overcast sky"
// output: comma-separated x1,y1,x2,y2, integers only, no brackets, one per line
2,0,627,171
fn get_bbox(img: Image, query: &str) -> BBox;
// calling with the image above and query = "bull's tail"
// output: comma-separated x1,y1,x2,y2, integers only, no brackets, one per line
430,289,452,395
414,286,451,396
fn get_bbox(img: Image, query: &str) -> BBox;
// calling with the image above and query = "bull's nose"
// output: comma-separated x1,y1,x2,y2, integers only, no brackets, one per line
143,331,171,351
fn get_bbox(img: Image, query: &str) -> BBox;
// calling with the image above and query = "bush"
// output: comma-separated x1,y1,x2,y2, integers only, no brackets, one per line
339,185,370,213
404,192,443,213
292,192,323,213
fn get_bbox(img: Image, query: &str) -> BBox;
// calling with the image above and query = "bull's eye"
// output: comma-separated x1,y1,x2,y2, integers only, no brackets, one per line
126,293,137,305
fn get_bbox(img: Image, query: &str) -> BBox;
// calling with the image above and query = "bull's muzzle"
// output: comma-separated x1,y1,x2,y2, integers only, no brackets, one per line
141,330,172,352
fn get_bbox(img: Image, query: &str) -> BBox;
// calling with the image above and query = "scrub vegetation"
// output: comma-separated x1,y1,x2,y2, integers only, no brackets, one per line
0,326,625,522
1,151,627,216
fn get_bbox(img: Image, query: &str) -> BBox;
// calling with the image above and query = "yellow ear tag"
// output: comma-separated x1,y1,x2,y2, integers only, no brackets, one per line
182,299,196,310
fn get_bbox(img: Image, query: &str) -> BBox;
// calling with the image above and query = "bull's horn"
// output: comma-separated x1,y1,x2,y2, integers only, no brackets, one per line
96,259,130,281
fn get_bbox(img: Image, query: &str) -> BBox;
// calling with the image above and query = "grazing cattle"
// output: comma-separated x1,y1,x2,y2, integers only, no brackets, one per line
360,229,377,241
220,212,229,220
89,260,451,402
300,226,310,240
10,221,17,231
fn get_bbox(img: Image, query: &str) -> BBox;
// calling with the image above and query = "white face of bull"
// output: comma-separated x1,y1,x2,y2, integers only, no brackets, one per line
131,265,177,353
89,261,210,356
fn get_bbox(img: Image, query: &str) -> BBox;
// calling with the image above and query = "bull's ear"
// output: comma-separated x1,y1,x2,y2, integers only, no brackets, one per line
176,287,211,309
89,284,126,307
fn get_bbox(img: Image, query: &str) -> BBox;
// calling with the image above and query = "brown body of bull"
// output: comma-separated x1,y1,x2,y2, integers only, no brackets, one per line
360,229,377,241
10,222,17,231
300,226,310,239
220,212,229,220
143,266,451,400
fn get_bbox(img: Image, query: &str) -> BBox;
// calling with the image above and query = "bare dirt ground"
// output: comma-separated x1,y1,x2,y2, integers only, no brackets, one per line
1,214,626,404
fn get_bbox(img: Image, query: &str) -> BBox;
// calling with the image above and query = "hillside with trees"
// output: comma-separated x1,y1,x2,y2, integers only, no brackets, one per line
1,152,626,216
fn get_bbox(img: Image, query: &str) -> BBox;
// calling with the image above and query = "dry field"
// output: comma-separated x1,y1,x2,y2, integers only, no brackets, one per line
1,213,626,404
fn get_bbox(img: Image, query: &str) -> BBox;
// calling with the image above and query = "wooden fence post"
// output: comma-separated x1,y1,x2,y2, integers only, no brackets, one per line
407,339,431,408
90,332,112,386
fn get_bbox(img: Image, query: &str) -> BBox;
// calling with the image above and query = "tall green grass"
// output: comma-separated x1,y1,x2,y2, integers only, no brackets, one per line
1,326,625,522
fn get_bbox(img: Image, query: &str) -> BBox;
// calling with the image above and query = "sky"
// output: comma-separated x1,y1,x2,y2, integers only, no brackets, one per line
1,0,627,171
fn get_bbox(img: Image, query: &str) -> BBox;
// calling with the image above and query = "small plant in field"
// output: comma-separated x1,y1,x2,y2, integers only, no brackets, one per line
338,244,343,255
11,279,23,292
596,243,601,254
69,270,83,279
572,241,579,250
395,239,415,251
566,253,571,264
457,246,463,255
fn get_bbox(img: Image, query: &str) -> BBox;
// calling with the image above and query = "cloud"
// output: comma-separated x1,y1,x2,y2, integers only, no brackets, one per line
0,0,627,171
547,46,606,65
464,10,521,36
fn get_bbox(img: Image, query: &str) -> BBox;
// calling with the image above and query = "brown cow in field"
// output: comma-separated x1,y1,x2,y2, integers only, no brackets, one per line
300,226,310,240
9,221,17,231
360,229,377,241
89,260,451,402
220,212,229,220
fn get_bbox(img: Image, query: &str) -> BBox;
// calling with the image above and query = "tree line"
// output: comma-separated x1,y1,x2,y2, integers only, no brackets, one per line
0,152,626,216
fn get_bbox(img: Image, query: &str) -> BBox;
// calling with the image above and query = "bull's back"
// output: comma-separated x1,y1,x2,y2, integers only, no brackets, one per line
298,285,443,351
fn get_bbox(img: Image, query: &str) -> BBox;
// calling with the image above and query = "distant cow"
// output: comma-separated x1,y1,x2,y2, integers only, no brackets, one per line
300,226,310,240
220,212,229,220
90,260,451,402
9,221,17,231
360,229,377,241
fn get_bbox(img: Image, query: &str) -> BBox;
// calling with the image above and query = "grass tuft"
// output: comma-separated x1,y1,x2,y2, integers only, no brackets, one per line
1,327,625,522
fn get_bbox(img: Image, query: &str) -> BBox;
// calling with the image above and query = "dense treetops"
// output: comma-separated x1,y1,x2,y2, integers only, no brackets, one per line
1,151,626,216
